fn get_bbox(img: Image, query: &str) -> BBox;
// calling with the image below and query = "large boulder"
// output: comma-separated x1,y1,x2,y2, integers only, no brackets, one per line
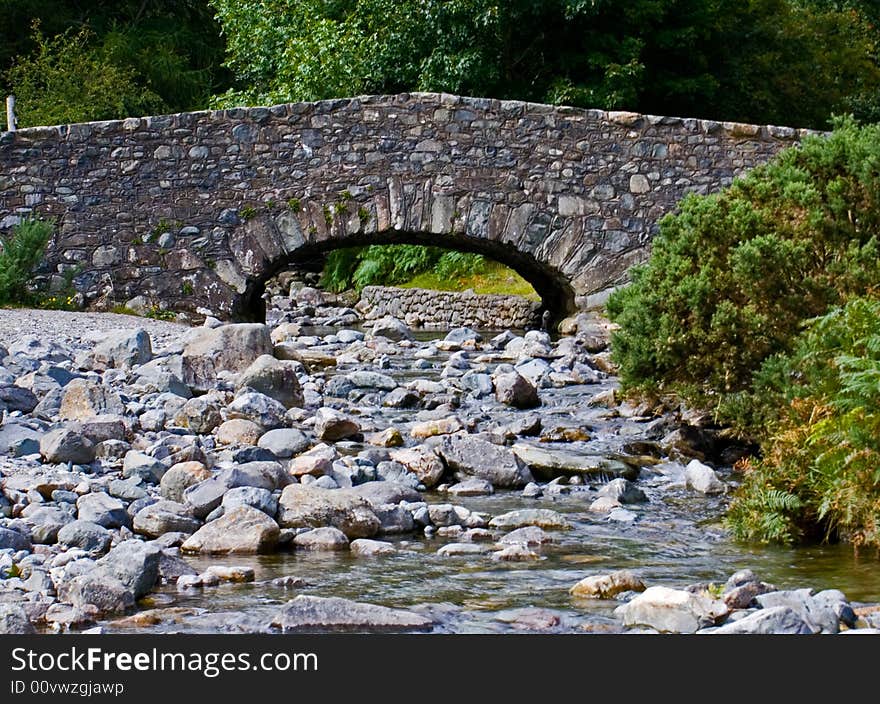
236,355,304,409
711,606,818,634
227,392,288,430
181,323,273,392
511,444,637,481
181,506,280,554
0,385,38,414
277,485,380,538
257,428,311,459
271,595,432,633
437,434,533,488
57,520,111,554
614,586,728,633
81,329,152,370
58,574,134,616
488,509,571,530
293,526,350,551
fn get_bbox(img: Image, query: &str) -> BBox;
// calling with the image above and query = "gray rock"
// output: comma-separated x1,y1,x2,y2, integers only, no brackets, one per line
614,586,728,633
132,501,201,538
122,451,167,484
685,460,725,494
182,323,273,393
447,478,494,496
0,385,38,414
755,589,840,634
493,372,540,408
0,526,32,552
94,540,161,599
257,428,311,458
222,486,278,517
0,421,42,457
511,444,637,481
711,606,817,634
314,408,360,442
227,392,288,430
443,327,482,346
272,595,432,632
57,521,111,554
20,506,73,543
488,509,571,530
0,604,36,634
498,526,554,546
236,355,304,408
40,428,95,464
76,492,130,528
596,478,648,504
277,484,380,538
437,434,533,488
388,447,445,489
159,462,211,503
371,316,414,342
373,504,415,535
350,538,397,556
181,506,280,554
82,329,152,370
350,481,421,507
172,395,224,434
58,574,134,616
346,371,398,391
293,526,349,551
59,379,125,420
382,387,420,408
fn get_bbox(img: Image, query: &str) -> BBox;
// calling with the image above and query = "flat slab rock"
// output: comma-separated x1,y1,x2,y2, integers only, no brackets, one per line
271,595,433,633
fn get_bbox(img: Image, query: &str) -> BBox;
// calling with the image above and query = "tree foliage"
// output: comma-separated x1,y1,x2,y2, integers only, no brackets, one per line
606,118,880,424
0,217,53,304
210,0,880,129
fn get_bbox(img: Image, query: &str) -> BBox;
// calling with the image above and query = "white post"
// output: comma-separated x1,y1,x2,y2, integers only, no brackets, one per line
6,95,16,132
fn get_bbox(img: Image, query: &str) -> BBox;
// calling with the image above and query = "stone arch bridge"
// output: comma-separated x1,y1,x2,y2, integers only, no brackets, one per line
0,93,808,323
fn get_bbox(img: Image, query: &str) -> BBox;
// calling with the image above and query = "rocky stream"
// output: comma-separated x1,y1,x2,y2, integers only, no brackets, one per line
1,286,879,635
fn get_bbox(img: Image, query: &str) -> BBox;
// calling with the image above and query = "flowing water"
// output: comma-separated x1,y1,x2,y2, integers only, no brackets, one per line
105,325,880,634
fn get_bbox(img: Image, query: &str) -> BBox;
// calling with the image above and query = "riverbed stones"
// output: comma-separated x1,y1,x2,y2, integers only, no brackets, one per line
181,323,273,392
437,434,533,488
277,485,380,538
570,570,646,599
94,540,161,599
122,451,167,484
710,606,816,635
181,506,280,554
76,492,129,528
272,595,431,632
227,392,288,430
221,486,278,517
614,586,728,633
0,385,38,414
0,526,32,551
59,574,135,616
39,428,95,464
235,354,304,409
0,604,36,634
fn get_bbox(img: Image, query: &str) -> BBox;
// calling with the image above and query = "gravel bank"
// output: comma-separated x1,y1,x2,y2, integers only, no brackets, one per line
0,308,191,353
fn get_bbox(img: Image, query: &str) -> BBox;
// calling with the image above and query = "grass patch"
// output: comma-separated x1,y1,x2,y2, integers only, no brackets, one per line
400,260,538,299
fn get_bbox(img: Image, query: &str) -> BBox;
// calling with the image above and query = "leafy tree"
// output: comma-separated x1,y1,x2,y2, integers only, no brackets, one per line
5,25,165,127
210,0,879,129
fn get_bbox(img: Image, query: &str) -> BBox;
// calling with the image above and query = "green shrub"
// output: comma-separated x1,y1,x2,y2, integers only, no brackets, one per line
0,216,53,304
728,298,880,548
606,117,880,427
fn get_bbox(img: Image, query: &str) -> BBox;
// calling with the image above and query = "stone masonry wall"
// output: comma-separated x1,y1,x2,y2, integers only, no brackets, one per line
357,285,541,330
0,93,809,320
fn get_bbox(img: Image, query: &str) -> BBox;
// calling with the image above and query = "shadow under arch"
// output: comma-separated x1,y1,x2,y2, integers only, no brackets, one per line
232,229,578,327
